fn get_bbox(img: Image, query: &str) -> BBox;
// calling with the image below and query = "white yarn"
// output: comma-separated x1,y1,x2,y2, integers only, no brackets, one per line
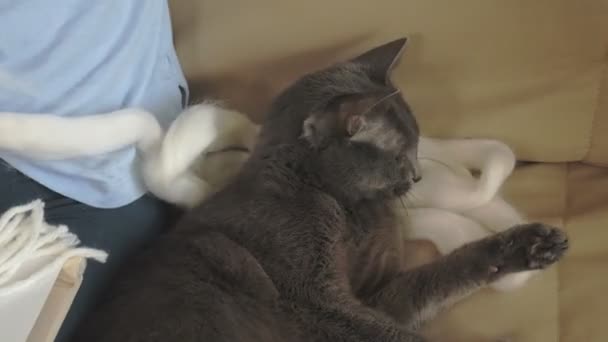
0,200,107,295
140,103,259,207
409,137,516,210
0,108,162,160
0,103,259,207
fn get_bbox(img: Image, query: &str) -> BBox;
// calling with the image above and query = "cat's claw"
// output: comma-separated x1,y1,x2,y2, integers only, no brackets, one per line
497,223,569,272
524,224,569,268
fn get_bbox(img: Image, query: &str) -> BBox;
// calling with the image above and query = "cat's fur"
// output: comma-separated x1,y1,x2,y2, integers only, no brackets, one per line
73,38,568,342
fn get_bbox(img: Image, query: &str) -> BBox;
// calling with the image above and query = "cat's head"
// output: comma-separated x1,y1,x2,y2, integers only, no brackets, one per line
262,38,420,202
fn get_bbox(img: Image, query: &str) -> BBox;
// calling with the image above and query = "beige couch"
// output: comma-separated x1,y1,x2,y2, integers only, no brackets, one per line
170,1,608,341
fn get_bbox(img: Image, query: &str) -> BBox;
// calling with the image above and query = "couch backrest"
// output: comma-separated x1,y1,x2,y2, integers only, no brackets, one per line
170,0,608,164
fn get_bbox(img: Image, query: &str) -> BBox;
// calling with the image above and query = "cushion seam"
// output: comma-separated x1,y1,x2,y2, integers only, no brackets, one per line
558,162,572,342
584,45,608,162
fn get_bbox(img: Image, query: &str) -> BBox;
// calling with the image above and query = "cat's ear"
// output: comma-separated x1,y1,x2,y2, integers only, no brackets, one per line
301,90,395,147
352,37,407,83
302,111,337,148
336,94,380,136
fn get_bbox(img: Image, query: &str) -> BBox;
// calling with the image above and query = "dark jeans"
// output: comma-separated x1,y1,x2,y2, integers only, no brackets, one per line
0,159,176,342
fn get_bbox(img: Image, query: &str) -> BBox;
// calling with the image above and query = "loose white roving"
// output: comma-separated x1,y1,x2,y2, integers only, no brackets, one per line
0,103,258,296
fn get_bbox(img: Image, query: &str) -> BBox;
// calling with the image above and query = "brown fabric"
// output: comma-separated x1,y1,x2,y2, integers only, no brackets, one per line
168,1,608,341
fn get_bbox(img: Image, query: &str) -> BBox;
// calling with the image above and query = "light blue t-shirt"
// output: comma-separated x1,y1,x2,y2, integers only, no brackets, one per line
0,0,188,208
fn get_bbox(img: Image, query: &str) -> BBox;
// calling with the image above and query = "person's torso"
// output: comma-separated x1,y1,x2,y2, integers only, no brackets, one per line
0,0,188,208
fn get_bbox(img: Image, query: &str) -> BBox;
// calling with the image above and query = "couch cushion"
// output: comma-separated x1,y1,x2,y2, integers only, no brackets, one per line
170,0,608,162
559,164,608,342
420,163,567,341
419,163,608,342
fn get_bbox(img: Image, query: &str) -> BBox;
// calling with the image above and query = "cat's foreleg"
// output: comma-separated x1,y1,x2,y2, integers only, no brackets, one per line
285,261,426,342
365,222,568,329
406,204,540,292
464,197,540,291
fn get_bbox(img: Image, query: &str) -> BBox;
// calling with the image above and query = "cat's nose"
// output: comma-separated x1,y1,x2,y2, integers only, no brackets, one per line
412,175,422,183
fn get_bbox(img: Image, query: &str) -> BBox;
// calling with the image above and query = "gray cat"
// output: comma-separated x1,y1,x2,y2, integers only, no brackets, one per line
73,38,568,342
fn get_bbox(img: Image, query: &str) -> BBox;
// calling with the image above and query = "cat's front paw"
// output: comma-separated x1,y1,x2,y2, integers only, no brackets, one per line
493,223,569,274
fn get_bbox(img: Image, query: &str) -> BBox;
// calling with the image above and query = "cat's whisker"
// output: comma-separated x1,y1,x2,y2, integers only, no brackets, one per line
398,196,410,217
405,191,418,201
360,89,402,116
403,193,420,212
